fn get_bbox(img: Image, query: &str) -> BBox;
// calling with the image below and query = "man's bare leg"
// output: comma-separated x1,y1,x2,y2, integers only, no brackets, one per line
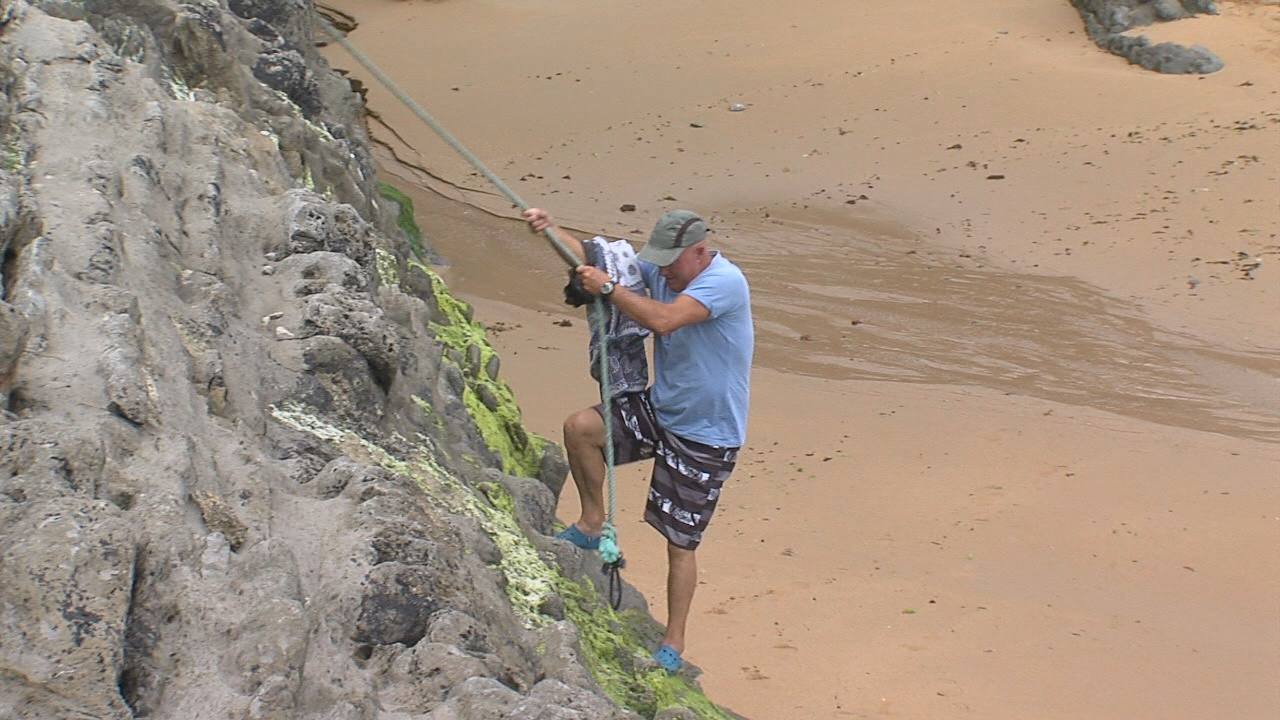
562,407,607,535
662,543,697,653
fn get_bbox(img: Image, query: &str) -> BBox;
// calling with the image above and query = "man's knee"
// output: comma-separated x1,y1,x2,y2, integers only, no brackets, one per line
667,542,697,563
563,407,604,447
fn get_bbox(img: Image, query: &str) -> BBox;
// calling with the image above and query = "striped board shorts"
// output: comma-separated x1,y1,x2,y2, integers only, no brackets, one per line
594,391,739,550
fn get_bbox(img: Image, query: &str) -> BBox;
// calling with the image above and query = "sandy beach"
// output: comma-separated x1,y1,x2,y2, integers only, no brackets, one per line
322,1,1280,717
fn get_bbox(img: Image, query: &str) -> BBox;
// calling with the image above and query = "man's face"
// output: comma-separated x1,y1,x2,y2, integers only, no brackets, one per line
658,243,705,292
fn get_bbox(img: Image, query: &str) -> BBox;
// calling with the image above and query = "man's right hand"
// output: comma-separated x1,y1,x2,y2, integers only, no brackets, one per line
522,207,587,263
523,208,553,234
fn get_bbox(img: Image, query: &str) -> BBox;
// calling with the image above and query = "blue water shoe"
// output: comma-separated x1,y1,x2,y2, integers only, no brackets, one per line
555,524,601,550
653,644,684,673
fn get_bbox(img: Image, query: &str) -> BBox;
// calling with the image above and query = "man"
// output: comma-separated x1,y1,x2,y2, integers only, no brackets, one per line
523,207,753,673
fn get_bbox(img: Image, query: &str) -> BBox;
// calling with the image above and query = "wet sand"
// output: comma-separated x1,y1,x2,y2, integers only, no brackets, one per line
321,1,1280,718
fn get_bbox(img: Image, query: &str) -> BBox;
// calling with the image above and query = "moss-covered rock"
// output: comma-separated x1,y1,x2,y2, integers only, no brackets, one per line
404,259,547,479
377,181,428,262
270,403,733,719
374,246,398,287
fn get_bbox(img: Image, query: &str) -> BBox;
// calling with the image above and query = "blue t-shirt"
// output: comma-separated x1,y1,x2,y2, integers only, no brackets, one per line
640,253,753,447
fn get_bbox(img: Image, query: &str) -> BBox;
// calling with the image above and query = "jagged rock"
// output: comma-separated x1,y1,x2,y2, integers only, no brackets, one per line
424,676,523,720
354,562,442,646
282,192,374,266
289,249,368,290
427,609,495,654
402,260,446,321
537,533,652,617
525,620,614,699
476,380,501,411
253,45,321,117
223,539,308,717
450,512,503,566
1132,41,1223,74
1152,0,1189,20
518,679,636,719
441,358,467,396
310,456,381,498
0,419,107,502
375,642,492,713
370,521,437,566
99,308,154,426
538,442,570,498
465,342,483,372
425,608,541,692
227,0,315,51
295,334,385,421
1070,0,1224,73
379,288,434,336
191,490,249,551
303,286,399,391
424,675,641,720
0,301,29,386
495,470,557,535
0,497,136,719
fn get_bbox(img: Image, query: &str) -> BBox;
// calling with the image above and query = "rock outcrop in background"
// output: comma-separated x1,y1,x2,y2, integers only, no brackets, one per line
0,1,733,718
1070,0,1225,73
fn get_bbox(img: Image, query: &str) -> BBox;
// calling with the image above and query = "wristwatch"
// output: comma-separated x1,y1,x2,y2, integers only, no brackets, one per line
600,280,616,296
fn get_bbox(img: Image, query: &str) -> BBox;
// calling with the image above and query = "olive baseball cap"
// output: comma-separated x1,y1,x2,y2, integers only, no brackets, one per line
637,210,707,266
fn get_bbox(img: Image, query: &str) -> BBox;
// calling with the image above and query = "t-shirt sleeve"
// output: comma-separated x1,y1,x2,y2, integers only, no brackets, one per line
683,265,745,319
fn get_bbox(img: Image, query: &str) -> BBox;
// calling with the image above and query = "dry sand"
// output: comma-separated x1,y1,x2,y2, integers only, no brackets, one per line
322,1,1280,718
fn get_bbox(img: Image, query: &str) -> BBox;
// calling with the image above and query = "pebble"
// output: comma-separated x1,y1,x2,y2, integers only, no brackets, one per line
261,265,275,275
729,103,748,112
275,326,295,340
261,311,284,326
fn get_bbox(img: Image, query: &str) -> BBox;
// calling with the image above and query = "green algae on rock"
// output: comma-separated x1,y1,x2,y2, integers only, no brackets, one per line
270,403,732,719
559,578,735,719
369,185,536,480
374,247,398,287
377,181,428,262
270,402,556,623
406,259,547,479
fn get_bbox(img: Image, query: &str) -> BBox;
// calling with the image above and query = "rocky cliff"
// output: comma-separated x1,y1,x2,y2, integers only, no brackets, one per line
0,1,731,718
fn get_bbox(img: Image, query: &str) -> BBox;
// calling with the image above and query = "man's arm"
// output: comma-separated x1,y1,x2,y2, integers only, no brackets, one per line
577,266,709,335
522,208,585,263
609,284,709,335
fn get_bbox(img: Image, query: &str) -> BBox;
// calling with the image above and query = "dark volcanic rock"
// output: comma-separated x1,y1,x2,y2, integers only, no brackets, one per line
1070,0,1224,74
354,563,442,646
254,45,323,117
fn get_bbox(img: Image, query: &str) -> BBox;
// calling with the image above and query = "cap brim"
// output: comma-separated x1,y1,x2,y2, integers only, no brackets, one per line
636,243,684,267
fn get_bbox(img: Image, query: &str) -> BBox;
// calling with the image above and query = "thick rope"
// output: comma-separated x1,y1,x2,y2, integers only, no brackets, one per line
318,20,579,269
593,303,625,610
317,18,625,606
